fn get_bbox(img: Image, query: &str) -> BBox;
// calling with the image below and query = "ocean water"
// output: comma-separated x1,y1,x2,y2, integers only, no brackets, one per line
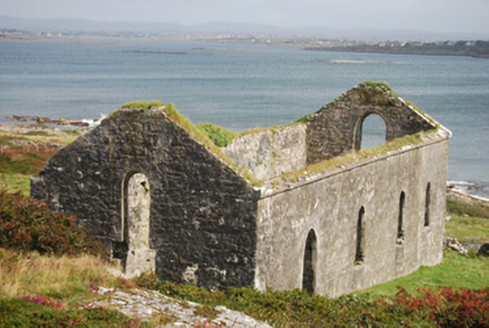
0,38,488,196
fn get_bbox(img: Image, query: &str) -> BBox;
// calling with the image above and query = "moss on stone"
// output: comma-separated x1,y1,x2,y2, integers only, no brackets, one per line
361,81,393,92
121,100,164,109
264,130,431,187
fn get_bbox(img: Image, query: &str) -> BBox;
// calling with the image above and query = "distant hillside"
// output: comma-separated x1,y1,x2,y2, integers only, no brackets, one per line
307,40,489,59
1,15,489,41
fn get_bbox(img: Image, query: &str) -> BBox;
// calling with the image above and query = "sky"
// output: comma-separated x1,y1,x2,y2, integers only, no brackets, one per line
1,0,488,35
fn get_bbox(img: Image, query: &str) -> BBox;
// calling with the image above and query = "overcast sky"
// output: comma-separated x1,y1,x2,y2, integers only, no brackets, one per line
1,0,488,34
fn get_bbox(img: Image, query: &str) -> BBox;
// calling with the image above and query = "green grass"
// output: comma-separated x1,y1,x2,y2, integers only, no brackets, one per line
0,173,30,196
0,298,147,327
196,123,238,147
357,251,489,298
446,215,489,243
121,100,164,109
447,197,489,219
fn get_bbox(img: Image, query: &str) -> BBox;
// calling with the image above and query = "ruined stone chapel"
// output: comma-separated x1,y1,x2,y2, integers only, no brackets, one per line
31,83,451,297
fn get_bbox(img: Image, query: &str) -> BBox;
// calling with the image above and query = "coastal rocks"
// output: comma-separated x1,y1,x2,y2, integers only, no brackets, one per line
477,243,489,257
87,287,271,327
0,123,71,136
447,184,489,206
444,237,468,256
7,115,92,127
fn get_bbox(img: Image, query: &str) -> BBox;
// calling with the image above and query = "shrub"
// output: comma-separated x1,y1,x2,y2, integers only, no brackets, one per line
391,287,489,327
134,274,489,326
0,191,104,256
0,298,146,327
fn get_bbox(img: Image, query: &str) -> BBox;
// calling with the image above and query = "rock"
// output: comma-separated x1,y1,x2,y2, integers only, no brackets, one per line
477,243,489,257
444,237,468,256
86,287,271,327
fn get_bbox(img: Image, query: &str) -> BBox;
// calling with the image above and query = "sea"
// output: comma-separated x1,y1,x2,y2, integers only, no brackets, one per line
0,37,488,197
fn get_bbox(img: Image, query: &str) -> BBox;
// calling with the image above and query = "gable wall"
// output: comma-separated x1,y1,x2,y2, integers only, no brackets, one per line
222,124,307,181
254,138,448,297
306,86,435,164
31,108,260,290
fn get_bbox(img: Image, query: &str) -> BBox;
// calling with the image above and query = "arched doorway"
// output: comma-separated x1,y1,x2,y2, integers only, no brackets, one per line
121,172,156,278
354,113,387,150
302,229,317,295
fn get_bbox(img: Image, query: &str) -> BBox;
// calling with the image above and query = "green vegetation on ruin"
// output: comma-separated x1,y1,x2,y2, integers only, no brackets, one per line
196,123,238,147
121,100,164,109
267,131,428,186
161,103,260,185
361,80,394,91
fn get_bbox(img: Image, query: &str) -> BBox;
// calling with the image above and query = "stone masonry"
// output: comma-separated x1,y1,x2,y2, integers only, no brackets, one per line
31,83,451,297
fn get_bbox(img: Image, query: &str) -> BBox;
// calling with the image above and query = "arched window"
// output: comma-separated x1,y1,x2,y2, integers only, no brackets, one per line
424,183,431,227
397,192,406,243
359,114,387,149
354,207,365,264
119,172,155,278
302,229,317,294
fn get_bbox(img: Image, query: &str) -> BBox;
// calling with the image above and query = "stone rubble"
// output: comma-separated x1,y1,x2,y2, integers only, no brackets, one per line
444,237,469,256
86,287,271,327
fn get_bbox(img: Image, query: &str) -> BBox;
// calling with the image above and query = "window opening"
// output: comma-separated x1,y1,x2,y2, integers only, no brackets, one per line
302,229,317,294
360,114,387,149
397,192,406,243
354,207,365,263
424,183,431,226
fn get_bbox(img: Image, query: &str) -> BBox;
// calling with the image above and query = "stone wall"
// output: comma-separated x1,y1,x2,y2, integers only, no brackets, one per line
31,108,260,290
222,124,307,181
306,84,435,164
254,137,449,297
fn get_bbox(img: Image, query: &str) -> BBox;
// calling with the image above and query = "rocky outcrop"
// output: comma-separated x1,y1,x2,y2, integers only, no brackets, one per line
87,287,271,327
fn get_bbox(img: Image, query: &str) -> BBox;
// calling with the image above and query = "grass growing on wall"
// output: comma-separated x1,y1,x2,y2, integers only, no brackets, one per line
196,123,238,147
121,100,164,109
161,104,260,186
361,81,394,91
269,131,427,186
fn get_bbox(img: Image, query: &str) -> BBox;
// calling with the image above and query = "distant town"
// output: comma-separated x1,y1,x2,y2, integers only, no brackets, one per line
1,27,489,59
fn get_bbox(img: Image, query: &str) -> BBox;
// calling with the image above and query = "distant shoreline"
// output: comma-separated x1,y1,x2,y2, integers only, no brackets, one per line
305,39,489,59
2,31,489,59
